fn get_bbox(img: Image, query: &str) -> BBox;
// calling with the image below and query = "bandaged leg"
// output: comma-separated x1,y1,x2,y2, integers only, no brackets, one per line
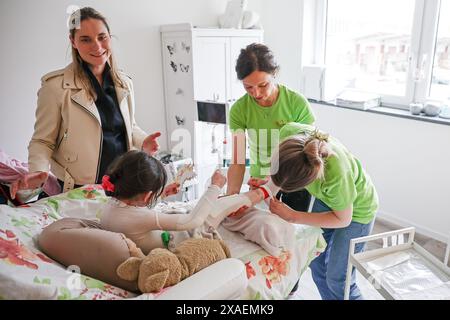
222,208,296,257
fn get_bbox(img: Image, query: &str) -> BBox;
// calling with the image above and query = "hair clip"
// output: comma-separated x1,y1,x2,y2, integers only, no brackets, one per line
101,175,115,192
311,129,329,142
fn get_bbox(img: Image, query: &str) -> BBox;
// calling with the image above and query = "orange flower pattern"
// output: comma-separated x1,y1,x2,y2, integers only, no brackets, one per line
0,229,52,269
258,250,292,288
245,261,256,279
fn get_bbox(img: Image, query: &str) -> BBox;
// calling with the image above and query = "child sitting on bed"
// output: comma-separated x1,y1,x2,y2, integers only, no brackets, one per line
99,150,287,255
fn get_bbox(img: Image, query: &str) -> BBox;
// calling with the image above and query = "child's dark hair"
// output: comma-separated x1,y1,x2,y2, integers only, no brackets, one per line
235,43,280,80
104,150,167,202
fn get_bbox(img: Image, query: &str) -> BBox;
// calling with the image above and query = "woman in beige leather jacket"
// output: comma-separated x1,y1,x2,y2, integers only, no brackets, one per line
10,7,161,198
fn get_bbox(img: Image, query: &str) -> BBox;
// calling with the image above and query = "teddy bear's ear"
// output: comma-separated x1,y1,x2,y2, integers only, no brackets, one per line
142,269,170,293
116,257,143,281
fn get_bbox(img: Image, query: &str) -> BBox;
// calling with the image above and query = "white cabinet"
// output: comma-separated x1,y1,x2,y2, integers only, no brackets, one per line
191,35,261,104
160,23,263,196
192,37,229,103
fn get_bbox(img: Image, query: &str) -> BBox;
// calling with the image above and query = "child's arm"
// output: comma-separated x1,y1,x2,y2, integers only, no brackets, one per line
269,197,353,228
151,170,253,231
154,184,223,230
139,169,225,231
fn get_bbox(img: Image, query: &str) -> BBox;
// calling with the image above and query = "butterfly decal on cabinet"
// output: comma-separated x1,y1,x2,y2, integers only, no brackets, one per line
180,64,190,73
170,61,178,72
167,43,176,56
181,41,191,53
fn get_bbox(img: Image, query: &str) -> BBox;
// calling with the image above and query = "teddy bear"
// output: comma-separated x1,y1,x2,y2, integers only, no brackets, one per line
116,238,231,293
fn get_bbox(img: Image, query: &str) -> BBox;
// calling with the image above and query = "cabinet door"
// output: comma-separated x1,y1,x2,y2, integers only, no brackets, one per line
193,37,229,103
229,36,263,102
161,34,196,154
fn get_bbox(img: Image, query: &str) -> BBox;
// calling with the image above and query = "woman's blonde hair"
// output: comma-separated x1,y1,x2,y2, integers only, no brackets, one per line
271,130,333,192
69,7,127,99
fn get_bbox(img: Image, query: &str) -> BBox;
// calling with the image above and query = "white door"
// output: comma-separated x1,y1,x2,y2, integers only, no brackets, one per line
193,37,229,103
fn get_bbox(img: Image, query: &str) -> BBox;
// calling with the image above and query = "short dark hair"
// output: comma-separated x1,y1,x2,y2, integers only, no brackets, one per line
105,150,167,203
235,43,280,80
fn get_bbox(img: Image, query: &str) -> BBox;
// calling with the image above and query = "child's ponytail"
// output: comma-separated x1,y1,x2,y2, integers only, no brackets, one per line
102,150,167,202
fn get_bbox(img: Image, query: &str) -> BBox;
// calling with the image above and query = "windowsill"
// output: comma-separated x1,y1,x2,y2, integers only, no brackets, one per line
308,99,450,127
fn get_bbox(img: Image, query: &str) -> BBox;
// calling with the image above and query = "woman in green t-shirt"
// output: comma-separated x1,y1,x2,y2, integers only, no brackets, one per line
227,43,315,212
269,122,379,300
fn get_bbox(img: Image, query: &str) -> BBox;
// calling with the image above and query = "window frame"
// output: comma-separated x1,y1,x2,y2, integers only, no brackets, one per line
308,0,443,110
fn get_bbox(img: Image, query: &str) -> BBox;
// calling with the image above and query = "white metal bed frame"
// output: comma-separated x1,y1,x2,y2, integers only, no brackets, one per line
344,227,450,300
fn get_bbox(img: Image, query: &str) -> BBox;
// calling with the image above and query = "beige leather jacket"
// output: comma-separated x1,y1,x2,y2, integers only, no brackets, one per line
28,63,147,190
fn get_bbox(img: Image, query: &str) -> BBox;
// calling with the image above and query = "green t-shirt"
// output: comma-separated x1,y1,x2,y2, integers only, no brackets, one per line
229,85,315,177
279,123,378,224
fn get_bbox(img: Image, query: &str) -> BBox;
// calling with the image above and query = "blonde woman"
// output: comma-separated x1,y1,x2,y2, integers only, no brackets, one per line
269,122,379,300
10,7,161,198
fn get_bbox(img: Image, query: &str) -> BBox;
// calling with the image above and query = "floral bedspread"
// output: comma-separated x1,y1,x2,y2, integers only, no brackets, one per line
218,219,326,299
0,185,325,300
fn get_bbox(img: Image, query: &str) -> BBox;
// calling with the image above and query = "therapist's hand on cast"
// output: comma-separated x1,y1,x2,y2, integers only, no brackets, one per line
247,176,269,190
269,197,293,221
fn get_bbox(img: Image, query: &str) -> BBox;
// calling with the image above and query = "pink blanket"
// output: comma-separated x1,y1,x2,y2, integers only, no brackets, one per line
0,149,60,196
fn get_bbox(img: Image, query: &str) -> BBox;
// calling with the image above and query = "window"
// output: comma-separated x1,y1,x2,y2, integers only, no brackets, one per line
326,0,415,100
429,0,450,101
309,0,449,110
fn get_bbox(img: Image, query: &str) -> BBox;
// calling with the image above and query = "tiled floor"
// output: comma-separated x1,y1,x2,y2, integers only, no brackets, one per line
289,217,449,300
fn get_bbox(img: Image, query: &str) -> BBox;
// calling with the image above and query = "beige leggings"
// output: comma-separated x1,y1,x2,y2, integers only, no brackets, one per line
38,218,140,292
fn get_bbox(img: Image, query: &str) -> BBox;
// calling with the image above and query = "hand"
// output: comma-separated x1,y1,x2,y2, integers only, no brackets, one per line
163,182,180,197
211,169,226,188
10,171,49,199
269,197,293,221
247,176,269,190
228,205,249,219
142,132,161,156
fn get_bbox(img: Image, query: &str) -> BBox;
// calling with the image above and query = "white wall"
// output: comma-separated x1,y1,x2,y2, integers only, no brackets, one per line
259,0,305,91
0,0,262,160
312,104,450,242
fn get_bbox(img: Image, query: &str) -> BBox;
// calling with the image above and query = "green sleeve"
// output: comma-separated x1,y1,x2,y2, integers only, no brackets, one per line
229,102,246,132
294,94,315,125
320,159,357,211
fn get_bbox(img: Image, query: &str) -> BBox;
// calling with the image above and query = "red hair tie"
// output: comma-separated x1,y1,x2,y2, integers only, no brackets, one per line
101,175,115,192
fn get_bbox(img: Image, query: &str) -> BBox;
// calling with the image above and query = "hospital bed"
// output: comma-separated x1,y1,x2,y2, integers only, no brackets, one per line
0,184,326,300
